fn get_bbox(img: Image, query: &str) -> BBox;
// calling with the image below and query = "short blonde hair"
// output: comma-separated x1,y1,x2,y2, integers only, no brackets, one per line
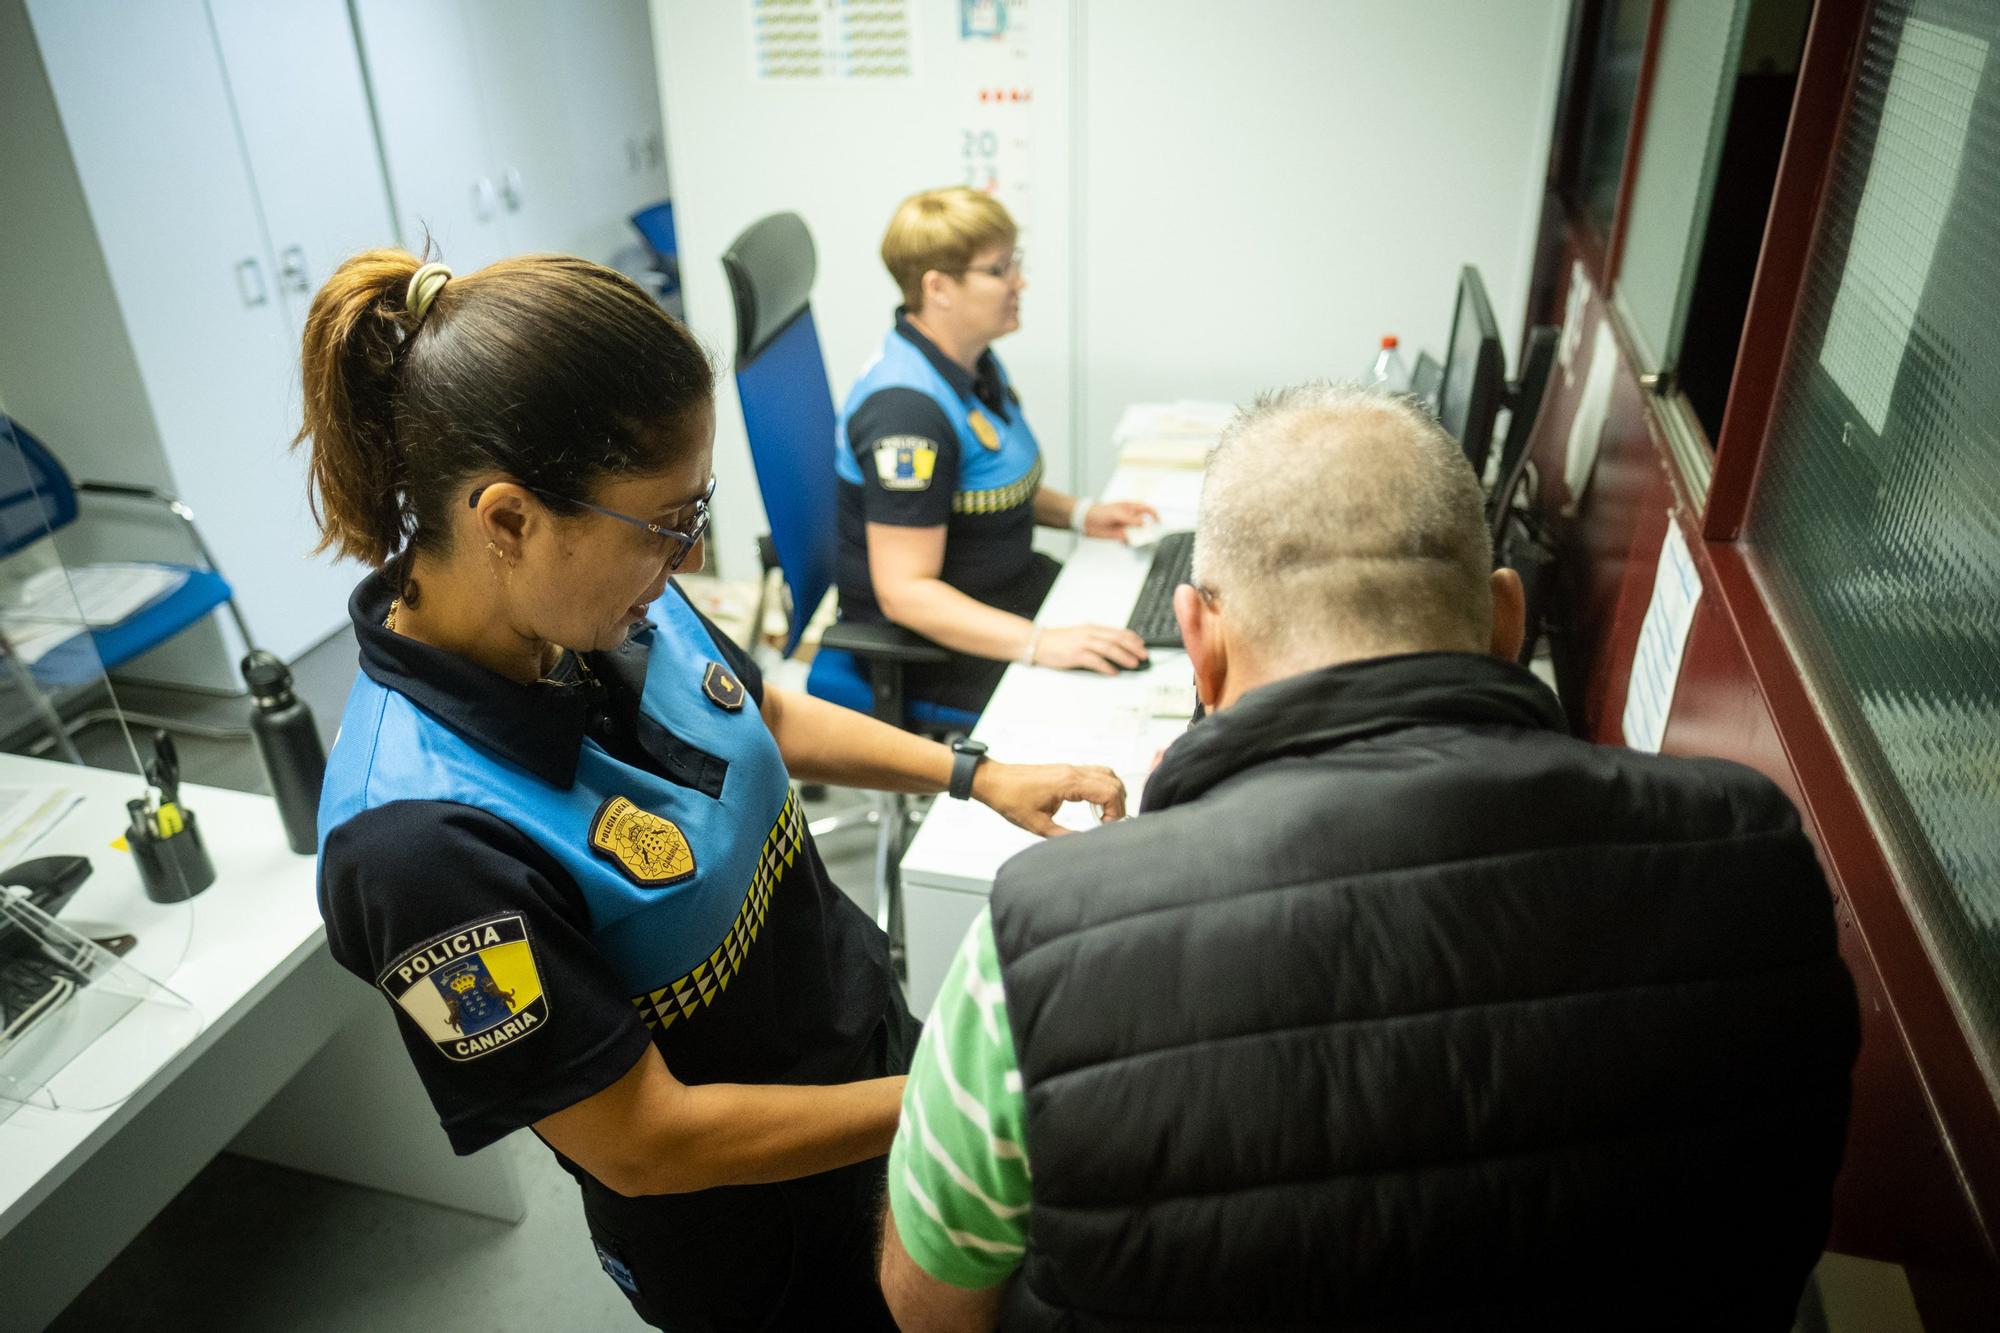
880,187,1017,311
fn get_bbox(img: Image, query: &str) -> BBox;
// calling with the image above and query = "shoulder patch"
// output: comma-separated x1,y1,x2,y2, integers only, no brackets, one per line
377,914,549,1062
702,660,746,711
967,409,1000,450
873,435,938,491
590,795,697,888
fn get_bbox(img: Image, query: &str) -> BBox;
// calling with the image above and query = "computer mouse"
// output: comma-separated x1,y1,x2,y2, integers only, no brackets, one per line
1118,655,1153,673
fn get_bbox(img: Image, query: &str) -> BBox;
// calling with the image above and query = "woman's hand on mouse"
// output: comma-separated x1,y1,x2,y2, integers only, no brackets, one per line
972,761,1127,837
1033,624,1148,674
1082,500,1159,540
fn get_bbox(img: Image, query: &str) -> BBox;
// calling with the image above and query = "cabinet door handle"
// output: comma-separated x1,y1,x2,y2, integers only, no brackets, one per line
278,245,310,294
235,258,269,307
501,168,523,213
474,177,498,221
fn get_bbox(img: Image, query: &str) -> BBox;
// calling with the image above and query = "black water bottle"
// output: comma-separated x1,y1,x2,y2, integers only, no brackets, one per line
241,651,327,855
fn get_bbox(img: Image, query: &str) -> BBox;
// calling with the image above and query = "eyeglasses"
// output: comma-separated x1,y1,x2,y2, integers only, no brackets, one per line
960,248,1024,281
468,476,716,570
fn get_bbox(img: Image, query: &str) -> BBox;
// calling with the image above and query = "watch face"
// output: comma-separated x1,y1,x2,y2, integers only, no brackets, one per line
955,740,988,757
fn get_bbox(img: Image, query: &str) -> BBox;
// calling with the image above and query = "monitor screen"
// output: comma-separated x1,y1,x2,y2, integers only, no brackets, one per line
1436,266,1506,474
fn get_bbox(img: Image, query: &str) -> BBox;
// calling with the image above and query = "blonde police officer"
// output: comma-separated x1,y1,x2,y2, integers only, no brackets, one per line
301,250,1125,1329
833,187,1157,715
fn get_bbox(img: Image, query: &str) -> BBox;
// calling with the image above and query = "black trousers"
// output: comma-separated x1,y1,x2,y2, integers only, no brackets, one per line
900,551,1062,718
575,1004,922,1331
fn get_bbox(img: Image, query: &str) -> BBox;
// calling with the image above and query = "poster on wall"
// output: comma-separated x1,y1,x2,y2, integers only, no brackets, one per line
957,0,1033,234
751,0,913,80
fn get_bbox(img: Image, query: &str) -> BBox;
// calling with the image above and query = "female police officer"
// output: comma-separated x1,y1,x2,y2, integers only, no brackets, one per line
299,249,1125,1329
834,187,1157,715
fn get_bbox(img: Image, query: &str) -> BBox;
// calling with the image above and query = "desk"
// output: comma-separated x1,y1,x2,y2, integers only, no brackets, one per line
0,755,520,1332
900,443,1216,1014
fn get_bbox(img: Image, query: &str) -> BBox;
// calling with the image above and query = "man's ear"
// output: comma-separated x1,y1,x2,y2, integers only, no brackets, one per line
1489,566,1526,663
1175,583,1226,709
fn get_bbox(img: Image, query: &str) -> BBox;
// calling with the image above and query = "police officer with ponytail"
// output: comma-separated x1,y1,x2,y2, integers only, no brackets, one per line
301,250,1127,1329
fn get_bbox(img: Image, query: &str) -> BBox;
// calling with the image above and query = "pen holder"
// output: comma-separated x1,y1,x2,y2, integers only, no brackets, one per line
132,808,216,903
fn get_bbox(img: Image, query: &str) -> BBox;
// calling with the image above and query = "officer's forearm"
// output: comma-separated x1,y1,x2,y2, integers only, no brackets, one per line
874,574,1037,662
764,684,957,794
1030,485,1077,528
538,1045,907,1197
638,1075,908,1195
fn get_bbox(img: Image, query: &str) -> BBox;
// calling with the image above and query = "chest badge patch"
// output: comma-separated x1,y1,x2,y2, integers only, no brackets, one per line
378,914,549,1063
590,795,697,888
702,661,746,711
874,435,937,491
967,408,1001,450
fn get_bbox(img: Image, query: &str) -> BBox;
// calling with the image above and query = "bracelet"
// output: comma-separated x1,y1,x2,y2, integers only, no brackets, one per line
1019,625,1042,665
1068,499,1093,533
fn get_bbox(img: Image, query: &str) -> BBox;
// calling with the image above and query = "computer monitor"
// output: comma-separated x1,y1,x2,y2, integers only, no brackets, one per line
1437,265,1506,476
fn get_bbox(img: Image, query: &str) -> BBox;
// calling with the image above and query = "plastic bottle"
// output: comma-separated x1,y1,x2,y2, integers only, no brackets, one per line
1365,335,1411,392
241,651,327,855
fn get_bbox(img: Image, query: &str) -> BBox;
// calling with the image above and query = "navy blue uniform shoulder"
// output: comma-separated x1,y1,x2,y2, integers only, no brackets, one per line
320,799,654,1154
847,385,960,456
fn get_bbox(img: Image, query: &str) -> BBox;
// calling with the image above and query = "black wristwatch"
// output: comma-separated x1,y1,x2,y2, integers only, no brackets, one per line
948,739,988,801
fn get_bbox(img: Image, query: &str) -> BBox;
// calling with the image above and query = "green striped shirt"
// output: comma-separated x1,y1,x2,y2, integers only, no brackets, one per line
887,907,1033,1288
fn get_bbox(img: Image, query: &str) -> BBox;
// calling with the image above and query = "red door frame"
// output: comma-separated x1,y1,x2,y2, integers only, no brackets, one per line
1523,0,2000,1318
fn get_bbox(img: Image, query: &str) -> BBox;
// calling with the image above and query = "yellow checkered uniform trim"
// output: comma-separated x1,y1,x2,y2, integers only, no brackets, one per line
952,456,1043,516
629,790,804,1033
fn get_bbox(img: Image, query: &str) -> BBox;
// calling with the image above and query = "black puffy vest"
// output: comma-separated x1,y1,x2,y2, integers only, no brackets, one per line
990,653,1857,1331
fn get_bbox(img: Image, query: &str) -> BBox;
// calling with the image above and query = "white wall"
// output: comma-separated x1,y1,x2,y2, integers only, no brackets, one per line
654,1,1571,567
1075,0,1570,493
652,0,1076,582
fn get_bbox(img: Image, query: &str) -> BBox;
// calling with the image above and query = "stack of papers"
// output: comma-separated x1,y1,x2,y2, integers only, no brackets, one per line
0,563,189,665
1112,400,1239,469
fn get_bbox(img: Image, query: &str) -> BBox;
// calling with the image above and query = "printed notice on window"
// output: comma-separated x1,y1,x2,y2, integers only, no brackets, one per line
1621,519,1703,754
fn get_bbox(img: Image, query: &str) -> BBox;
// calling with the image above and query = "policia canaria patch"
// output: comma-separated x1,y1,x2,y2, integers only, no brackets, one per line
590,795,696,888
873,435,938,491
379,915,548,1062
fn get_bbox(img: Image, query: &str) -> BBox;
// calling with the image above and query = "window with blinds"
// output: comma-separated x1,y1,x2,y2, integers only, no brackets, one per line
1748,0,2000,1089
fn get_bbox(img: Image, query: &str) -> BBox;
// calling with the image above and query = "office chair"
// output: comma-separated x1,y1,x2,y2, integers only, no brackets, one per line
0,416,256,762
628,200,683,316
719,211,975,967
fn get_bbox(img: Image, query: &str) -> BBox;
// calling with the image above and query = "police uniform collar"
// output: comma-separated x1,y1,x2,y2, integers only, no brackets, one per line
893,308,1010,421
348,571,618,789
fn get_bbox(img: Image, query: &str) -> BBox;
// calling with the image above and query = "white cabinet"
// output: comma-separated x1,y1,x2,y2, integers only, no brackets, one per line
354,0,672,269
12,0,396,679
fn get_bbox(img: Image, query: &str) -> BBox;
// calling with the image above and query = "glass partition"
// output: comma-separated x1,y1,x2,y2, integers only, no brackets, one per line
0,409,200,1117
1748,0,2000,1092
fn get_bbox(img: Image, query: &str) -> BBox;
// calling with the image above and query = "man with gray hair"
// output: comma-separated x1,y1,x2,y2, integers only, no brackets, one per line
878,382,1858,1331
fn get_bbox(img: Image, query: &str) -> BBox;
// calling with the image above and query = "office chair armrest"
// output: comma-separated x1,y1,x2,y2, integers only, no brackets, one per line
819,621,951,665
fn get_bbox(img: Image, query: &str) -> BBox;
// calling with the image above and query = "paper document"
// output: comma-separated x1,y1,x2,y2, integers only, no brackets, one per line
1620,520,1703,754
0,564,188,665
1562,321,1618,514
1112,401,1238,469
0,785,83,864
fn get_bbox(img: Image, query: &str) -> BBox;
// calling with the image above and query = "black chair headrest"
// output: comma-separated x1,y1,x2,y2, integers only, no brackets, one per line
720,212,818,365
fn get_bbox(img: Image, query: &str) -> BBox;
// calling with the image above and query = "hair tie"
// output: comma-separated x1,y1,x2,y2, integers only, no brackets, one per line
405,262,454,323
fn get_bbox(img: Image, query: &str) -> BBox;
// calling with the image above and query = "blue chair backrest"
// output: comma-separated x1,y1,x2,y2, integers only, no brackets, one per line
0,416,79,559
722,213,839,658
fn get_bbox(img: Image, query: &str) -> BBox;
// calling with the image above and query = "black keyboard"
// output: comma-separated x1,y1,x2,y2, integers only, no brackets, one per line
1126,531,1196,647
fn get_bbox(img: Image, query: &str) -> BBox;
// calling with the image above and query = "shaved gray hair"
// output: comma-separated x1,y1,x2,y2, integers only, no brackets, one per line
1191,381,1494,669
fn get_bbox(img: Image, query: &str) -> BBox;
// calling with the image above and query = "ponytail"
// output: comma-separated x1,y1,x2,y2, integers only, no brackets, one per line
294,246,713,573
294,248,429,567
